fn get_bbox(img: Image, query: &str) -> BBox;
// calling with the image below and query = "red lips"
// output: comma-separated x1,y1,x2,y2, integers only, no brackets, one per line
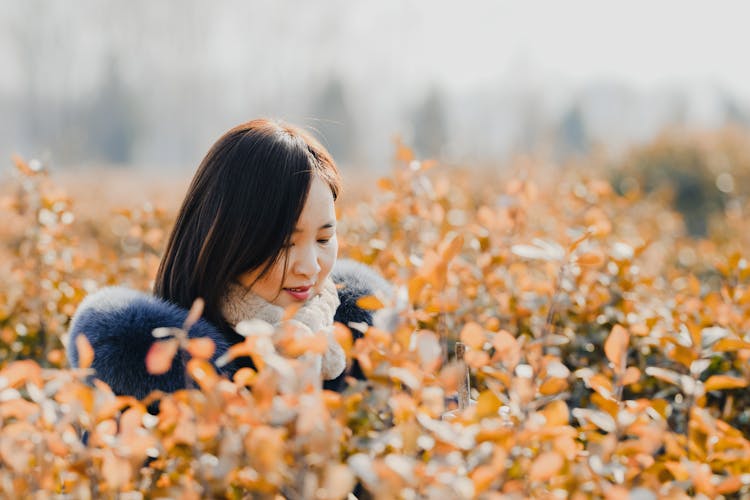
284,285,312,301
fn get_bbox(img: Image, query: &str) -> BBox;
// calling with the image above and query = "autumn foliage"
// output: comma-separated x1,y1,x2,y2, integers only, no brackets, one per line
2,130,750,498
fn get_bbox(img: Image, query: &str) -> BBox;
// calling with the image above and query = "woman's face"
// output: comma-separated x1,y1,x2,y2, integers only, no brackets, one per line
238,175,338,308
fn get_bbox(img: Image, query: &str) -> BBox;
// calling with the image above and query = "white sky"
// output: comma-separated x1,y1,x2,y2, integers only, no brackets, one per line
333,0,750,96
2,0,749,98
1,0,749,168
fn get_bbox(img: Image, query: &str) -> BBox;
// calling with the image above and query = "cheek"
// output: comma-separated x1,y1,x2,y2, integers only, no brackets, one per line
320,237,338,279
240,259,287,301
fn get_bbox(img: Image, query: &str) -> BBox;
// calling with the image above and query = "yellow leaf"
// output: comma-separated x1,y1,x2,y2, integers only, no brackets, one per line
145,338,179,375
665,461,690,481
539,377,568,396
713,338,750,352
333,322,353,355
542,400,570,426
76,334,95,369
668,344,696,368
233,367,257,386
475,390,501,419
356,295,384,310
604,324,629,372
704,375,748,392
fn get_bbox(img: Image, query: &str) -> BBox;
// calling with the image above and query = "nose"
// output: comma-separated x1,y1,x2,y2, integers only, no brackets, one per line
291,243,321,279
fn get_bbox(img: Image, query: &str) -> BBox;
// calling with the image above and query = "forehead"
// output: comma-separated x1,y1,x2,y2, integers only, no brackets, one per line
295,176,336,230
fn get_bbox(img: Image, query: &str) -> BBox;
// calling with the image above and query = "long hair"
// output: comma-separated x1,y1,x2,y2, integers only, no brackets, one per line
153,119,341,340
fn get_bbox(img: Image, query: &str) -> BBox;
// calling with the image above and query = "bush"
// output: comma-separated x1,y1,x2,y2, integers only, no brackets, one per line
2,141,750,498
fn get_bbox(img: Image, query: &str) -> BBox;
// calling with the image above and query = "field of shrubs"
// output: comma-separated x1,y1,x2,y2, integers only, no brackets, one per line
2,128,750,498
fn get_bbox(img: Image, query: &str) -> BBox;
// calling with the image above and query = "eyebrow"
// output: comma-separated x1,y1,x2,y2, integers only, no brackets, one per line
293,222,336,233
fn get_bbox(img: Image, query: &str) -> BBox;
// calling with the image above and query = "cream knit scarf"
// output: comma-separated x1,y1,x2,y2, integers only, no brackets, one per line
220,277,345,380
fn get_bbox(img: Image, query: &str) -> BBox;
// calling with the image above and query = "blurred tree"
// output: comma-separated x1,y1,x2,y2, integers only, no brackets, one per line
412,87,447,159
612,132,738,238
311,77,358,165
83,56,139,165
557,102,589,158
722,94,750,127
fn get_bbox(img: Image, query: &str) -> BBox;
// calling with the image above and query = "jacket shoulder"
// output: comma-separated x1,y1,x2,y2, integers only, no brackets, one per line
67,286,230,399
331,259,392,327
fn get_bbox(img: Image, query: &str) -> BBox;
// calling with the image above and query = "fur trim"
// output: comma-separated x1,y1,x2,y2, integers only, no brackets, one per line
66,287,233,400
66,259,390,397
220,278,345,380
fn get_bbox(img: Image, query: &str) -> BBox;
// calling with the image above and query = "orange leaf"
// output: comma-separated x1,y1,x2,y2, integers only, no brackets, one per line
475,390,501,419
539,377,568,396
187,358,218,391
713,338,750,352
529,451,564,482
492,330,520,370
576,251,605,267
76,334,95,369
440,233,464,262
395,140,414,163
356,295,384,310
471,464,500,494
377,177,394,191
604,324,629,372
0,399,39,421
542,400,569,426
333,322,353,355
1,360,42,388
460,322,486,350
186,337,215,360
145,339,179,375
183,297,204,330
102,450,131,490
704,375,748,392
621,366,641,386
233,367,257,386
277,327,328,357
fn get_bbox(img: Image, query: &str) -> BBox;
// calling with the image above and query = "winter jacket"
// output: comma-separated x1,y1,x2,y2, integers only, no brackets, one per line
66,259,391,398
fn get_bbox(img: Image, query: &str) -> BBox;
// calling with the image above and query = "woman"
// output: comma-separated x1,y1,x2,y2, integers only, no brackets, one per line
66,119,389,398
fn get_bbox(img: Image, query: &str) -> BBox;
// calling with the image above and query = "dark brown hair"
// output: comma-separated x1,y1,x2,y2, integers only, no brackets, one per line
153,119,341,339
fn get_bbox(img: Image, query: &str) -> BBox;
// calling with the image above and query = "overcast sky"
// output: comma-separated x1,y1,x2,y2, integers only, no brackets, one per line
2,0,749,97
1,0,748,168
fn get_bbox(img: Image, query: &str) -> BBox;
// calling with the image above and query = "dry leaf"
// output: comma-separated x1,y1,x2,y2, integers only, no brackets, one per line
186,337,215,360
529,451,564,481
604,325,629,372
75,334,94,369
145,338,179,375
183,297,204,330
704,375,748,392
576,251,605,267
460,322,486,350
356,295,384,310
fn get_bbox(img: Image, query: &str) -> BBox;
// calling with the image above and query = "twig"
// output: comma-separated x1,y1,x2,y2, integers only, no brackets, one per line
456,342,470,410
